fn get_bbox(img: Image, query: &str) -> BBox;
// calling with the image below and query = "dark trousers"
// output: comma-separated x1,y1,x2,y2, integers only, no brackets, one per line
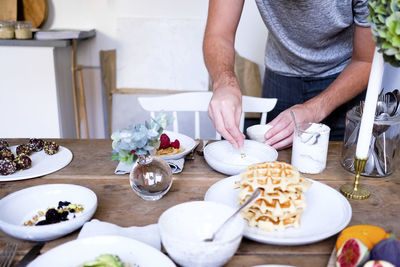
259,68,365,141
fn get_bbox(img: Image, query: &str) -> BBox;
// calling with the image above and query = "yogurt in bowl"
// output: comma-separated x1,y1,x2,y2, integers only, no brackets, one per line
204,140,278,176
158,201,245,267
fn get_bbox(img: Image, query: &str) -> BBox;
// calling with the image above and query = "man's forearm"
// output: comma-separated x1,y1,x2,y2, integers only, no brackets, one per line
203,34,238,90
304,59,372,122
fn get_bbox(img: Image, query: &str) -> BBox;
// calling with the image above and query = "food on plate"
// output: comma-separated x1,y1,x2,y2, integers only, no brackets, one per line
336,225,390,251
82,254,132,267
14,153,32,170
336,238,370,267
0,139,9,149
44,141,60,155
24,201,84,226
29,138,44,152
156,133,184,156
370,238,400,266
0,149,15,161
236,161,312,231
0,159,17,175
16,144,32,155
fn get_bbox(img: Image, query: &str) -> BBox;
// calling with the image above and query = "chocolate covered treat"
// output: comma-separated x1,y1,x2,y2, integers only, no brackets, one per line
28,138,44,152
0,139,9,149
0,159,16,175
16,144,32,155
14,154,32,170
44,141,59,155
0,150,15,161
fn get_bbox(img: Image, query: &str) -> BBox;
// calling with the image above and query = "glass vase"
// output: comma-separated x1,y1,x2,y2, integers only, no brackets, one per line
129,155,172,201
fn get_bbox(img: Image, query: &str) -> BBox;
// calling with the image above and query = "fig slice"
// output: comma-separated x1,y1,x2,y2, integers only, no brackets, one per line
363,260,395,267
336,238,370,267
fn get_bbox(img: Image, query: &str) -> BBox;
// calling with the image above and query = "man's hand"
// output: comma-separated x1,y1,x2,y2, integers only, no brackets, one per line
208,79,245,149
264,104,319,150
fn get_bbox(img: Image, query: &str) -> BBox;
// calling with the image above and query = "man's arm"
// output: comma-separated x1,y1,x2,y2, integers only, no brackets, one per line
264,25,376,150
203,0,245,149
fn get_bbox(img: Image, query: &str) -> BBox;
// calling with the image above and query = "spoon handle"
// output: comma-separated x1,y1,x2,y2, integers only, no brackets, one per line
207,188,262,241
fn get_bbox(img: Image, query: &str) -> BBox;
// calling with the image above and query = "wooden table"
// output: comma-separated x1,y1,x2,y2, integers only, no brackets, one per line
1,139,399,267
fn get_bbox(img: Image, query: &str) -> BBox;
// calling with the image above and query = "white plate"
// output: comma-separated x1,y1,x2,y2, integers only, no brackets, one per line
204,175,352,245
29,235,176,267
0,184,97,241
157,130,196,160
204,140,278,175
0,145,73,182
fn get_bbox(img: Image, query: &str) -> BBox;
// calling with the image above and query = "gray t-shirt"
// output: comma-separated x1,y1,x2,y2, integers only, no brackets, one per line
255,0,370,77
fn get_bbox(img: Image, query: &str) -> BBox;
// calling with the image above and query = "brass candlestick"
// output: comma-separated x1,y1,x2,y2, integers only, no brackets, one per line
340,156,370,200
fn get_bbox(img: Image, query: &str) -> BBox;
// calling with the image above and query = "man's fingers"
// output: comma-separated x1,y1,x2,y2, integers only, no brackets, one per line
221,107,244,148
271,134,294,150
212,108,240,148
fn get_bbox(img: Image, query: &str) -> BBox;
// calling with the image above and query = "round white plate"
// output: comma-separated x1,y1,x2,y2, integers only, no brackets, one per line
28,235,176,267
0,184,97,241
157,130,196,160
0,145,73,182
204,140,278,176
204,175,352,245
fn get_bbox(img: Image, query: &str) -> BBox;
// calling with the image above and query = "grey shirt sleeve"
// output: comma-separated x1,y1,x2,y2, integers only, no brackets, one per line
353,0,371,27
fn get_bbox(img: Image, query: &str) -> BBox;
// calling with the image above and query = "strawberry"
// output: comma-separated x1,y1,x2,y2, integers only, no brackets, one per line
159,133,170,149
171,139,180,149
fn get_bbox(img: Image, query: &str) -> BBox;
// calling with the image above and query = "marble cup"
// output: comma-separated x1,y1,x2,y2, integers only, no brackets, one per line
246,124,272,143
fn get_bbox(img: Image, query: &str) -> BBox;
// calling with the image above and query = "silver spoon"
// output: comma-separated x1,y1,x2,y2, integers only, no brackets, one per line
203,188,262,242
383,91,397,116
393,89,400,113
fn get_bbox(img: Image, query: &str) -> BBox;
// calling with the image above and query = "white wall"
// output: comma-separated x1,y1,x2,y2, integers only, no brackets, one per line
42,0,268,138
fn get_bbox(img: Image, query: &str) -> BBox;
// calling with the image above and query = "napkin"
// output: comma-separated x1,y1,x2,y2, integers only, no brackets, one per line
78,219,161,250
114,158,185,175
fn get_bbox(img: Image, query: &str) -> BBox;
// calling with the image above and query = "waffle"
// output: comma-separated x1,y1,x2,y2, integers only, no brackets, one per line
237,161,312,232
155,146,184,156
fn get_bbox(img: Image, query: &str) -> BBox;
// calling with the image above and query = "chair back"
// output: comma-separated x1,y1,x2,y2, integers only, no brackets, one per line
138,92,277,140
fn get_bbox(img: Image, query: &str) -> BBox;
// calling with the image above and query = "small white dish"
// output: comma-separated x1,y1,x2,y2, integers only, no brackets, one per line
204,175,352,245
246,124,272,143
0,145,73,182
28,235,175,267
204,140,278,176
0,184,97,241
157,130,197,160
158,201,245,267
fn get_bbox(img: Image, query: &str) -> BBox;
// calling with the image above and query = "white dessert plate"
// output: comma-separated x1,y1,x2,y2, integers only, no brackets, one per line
0,145,73,182
204,140,278,176
28,235,176,267
204,175,352,245
0,184,97,241
157,130,197,160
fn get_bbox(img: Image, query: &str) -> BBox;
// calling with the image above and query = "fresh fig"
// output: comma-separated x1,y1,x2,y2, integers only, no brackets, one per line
370,238,400,266
363,260,395,267
336,238,370,267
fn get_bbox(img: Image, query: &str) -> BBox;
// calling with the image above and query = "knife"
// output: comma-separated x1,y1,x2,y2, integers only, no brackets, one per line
15,242,45,267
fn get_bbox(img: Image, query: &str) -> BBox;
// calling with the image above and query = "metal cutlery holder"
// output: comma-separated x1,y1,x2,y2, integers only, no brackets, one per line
341,105,400,177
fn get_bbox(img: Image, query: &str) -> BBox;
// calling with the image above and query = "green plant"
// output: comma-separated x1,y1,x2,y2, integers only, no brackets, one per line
111,113,172,164
368,0,400,66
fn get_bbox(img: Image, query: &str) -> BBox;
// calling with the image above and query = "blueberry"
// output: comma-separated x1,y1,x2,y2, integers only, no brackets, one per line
45,208,60,223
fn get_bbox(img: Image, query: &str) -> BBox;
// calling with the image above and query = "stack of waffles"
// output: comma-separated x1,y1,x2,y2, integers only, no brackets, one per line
237,161,312,232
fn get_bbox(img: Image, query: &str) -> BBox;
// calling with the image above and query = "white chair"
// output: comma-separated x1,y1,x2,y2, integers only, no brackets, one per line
138,92,277,140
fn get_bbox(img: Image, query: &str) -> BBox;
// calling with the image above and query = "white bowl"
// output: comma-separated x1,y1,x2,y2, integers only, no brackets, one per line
0,184,97,241
158,201,245,267
204,140,278,175
246,124,272,143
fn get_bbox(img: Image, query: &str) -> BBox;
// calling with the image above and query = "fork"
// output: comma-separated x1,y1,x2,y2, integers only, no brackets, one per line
0,242,18,267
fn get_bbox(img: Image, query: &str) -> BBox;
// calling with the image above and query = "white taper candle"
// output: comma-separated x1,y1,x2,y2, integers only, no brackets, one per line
355,47,385,159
